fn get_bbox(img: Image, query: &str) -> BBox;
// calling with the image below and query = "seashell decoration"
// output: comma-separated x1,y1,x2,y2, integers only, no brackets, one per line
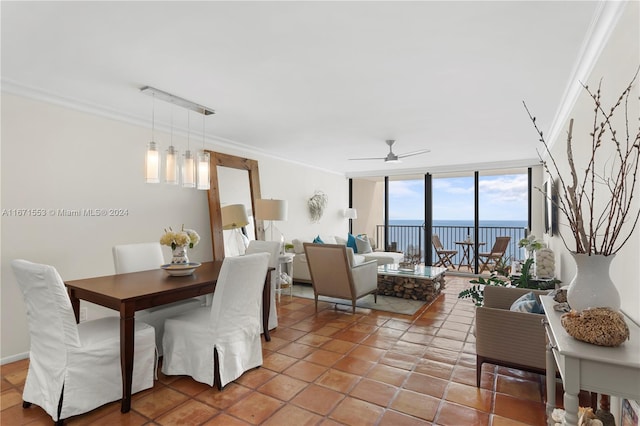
535,247,555,278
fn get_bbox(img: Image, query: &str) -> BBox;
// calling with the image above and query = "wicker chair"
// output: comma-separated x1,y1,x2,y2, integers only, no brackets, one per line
474,285,548,386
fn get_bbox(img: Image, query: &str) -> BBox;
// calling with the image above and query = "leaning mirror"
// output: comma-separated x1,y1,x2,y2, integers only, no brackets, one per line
206,151,264,260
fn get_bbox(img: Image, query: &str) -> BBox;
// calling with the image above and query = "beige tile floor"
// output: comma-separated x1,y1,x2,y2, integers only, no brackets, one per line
1,276,564,425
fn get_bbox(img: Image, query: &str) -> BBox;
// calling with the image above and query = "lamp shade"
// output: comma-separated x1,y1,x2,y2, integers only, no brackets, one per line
255,199,288,221
145,141,160,183
221,204,249,230
344,208,357,219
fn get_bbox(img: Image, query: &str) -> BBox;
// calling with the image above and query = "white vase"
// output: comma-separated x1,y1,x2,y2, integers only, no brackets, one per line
567,253,620,311
171,245,189,264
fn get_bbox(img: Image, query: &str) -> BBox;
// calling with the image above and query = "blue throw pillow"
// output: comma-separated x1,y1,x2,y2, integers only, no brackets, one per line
510,291,544,314
313,235,324,244
346,233,358,253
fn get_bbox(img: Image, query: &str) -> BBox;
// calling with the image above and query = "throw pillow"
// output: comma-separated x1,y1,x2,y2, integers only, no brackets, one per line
292,239,305,254
355,235,373,254
321,235,337,245
510,292,544,314
335,235,347,245
313,235,324,244
346,233,358,253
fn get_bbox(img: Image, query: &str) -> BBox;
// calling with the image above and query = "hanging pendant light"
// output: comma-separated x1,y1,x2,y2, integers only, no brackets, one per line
182,111,196,188
164,105,179,185
145,94,160,183
197,114,210,190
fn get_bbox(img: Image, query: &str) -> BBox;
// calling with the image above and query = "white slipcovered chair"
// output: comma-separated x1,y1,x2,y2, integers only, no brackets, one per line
11,259,156,425
162,252,270,389
112,242,204,354
303,243,378,313
245,240,280,331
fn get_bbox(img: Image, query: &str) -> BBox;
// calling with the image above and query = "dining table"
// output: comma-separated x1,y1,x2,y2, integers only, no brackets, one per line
64,260,272,413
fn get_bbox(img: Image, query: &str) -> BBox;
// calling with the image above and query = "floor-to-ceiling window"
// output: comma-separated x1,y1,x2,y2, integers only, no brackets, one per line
431,172,475,271
477,171,529,270
387,177,424,261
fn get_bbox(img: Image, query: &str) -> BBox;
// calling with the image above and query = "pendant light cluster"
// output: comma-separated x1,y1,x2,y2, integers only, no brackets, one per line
142,86,214,190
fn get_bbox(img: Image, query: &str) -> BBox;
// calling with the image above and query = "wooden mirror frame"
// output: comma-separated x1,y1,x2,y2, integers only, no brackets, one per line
206,150,264,261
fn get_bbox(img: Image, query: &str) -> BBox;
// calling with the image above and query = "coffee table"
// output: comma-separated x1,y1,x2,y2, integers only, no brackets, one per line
377,264,447,302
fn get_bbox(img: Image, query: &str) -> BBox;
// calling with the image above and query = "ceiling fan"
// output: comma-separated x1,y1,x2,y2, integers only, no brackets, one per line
348,140,430,163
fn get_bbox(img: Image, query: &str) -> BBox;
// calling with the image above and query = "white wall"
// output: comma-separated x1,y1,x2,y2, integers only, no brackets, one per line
544,1,639,323
0,93,348,361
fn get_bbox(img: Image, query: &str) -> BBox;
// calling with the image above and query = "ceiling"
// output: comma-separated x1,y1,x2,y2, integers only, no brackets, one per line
1,1,615,177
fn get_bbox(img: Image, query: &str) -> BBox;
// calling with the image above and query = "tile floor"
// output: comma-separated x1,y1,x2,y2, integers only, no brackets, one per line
1,276,561,425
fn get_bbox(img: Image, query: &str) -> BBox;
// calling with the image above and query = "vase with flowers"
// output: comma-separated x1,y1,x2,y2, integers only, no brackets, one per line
160,226,200,264
524,69,639,312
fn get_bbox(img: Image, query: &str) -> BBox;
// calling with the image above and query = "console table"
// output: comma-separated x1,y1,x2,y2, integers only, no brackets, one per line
540,296,640,426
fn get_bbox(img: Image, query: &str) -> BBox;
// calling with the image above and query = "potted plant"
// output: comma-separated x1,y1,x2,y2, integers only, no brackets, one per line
523,68,640,311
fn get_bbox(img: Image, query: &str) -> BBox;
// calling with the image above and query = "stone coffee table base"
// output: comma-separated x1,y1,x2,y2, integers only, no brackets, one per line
377,272,445,302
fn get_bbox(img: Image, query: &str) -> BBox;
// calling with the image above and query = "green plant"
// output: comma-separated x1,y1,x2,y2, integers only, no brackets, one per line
493,255,512,277
458,258,561,305
457,274,509,306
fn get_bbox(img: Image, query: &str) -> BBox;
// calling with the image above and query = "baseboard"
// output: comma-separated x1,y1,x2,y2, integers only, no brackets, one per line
1,351,29,365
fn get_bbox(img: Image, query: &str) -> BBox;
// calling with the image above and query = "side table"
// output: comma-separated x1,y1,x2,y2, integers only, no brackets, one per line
277,253,294,301
540,295,640,426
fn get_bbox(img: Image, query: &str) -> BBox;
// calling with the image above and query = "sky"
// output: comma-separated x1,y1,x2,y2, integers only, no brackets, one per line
389,174,528,221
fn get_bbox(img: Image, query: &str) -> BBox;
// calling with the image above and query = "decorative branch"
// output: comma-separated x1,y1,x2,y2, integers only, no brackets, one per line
523,67,640,256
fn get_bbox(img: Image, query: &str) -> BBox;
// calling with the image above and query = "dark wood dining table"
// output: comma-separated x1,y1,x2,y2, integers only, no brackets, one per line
64,260,272,413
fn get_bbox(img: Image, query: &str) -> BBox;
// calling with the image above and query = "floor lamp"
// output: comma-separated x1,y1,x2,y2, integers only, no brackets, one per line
344,208,357,234
221,204,250,255
255,199,288,243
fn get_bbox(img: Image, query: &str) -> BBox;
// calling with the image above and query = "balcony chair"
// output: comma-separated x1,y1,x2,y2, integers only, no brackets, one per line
245,240,280,331
162,253,270,389
11,259,156,425
112,242,204,355
432,234,457,268
478,236,511,273
303,243,378,314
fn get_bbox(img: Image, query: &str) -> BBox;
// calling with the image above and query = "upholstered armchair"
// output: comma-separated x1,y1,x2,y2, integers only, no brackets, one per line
475,285,548,387
303,243,378,313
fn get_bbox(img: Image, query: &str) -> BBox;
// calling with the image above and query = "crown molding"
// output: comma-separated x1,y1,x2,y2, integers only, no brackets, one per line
544,0,628,153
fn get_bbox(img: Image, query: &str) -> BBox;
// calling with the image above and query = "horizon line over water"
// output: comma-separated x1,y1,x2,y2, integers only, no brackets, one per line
390,219,528,228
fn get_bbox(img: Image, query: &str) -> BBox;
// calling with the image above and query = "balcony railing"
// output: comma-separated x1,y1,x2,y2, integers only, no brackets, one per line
374,224,528,271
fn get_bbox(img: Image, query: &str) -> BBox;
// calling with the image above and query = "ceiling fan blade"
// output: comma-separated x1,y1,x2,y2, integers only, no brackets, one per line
397,149,431,158
348,157,386,161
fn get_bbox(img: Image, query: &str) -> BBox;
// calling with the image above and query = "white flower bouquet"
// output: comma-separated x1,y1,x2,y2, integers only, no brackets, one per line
160,225,200,250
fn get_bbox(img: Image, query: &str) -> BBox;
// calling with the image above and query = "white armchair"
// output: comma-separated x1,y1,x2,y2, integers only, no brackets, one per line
303,243,378,313
11,259,156,424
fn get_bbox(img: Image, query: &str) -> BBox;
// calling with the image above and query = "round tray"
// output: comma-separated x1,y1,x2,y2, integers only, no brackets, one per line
161,262,202,276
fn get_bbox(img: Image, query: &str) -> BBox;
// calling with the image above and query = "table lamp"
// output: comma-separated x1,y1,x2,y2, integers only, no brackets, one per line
255,199,288,242
221,204,250,254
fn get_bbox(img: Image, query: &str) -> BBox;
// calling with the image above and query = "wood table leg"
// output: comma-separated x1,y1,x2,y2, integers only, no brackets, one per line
68,289,80,323
545,341,556,425
262,269,272,342
119,304,135,413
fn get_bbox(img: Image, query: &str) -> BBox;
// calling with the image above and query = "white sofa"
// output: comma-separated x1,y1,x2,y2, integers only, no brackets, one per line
291,235,404,283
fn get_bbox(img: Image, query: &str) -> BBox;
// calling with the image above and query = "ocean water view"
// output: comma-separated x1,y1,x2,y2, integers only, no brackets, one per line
384,219,529,265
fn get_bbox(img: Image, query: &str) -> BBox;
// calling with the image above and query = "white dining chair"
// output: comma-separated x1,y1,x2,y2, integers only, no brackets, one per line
112,242,204,354
245,240,280,331
162,252,270,389
11,259,156,425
